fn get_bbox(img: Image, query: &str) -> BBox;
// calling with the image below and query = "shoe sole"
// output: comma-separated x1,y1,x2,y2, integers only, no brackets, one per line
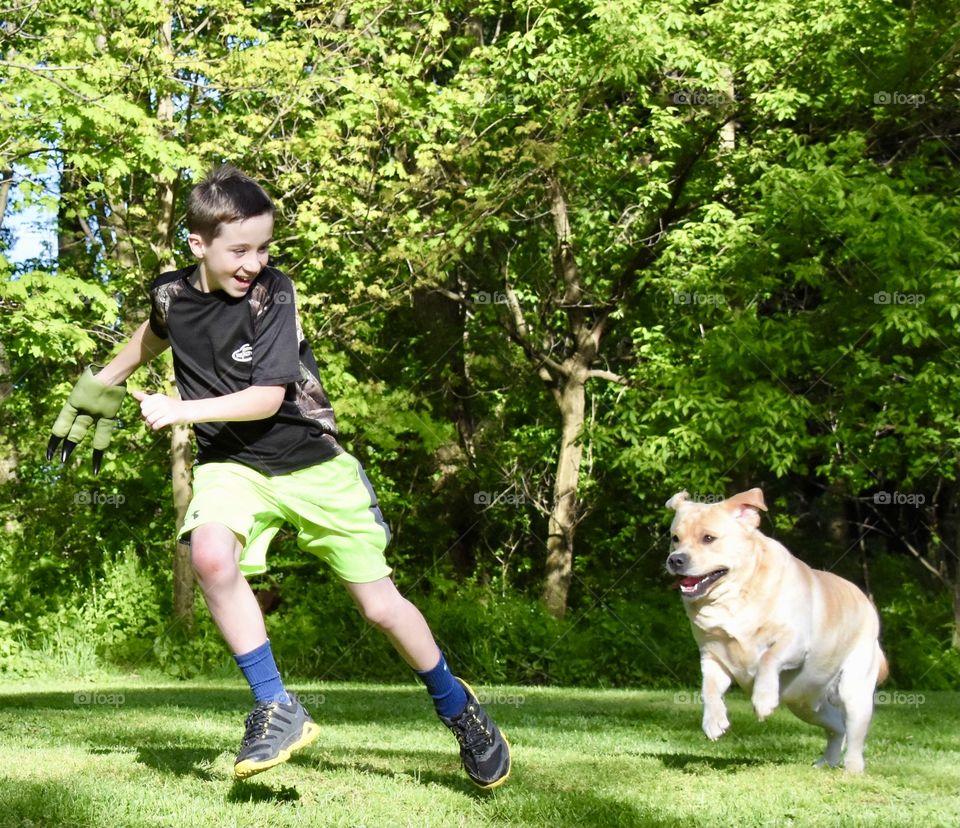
234,720,321,780
456,678,512,790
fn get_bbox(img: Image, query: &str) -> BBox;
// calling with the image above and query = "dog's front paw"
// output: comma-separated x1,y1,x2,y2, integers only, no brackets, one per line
702,708,730,740
751,688,779,721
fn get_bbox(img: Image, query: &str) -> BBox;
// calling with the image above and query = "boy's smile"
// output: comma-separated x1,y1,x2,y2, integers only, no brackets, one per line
188,212,275,297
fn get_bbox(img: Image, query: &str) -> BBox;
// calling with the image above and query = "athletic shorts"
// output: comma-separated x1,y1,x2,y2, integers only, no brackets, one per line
178,453,393,583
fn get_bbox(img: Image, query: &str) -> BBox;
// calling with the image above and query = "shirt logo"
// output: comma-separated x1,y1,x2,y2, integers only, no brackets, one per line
231,343,253,363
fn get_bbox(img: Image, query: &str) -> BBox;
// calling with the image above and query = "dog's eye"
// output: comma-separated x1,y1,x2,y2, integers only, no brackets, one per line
703,534,716,544
671,534,679,544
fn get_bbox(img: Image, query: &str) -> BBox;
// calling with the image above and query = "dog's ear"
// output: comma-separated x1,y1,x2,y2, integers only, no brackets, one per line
724,487,767,528
665,490,690,510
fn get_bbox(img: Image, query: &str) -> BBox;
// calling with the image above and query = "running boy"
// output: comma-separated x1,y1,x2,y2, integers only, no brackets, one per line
46,165,511,788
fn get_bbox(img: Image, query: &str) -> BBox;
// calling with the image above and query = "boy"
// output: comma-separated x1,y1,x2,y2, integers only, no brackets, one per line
46,165,511,788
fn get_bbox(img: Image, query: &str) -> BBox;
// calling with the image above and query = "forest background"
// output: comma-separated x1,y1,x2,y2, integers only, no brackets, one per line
1,0,958,690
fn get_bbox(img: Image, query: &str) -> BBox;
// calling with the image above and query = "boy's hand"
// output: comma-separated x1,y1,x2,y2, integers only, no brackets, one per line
46,367,127,475
131,390,191,431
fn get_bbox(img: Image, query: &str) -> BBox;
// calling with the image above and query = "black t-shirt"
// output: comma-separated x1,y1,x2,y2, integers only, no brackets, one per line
149,265,342,475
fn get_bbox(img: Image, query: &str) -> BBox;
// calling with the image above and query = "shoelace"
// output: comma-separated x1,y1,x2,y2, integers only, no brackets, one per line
240,702,276,748
453,706,493,753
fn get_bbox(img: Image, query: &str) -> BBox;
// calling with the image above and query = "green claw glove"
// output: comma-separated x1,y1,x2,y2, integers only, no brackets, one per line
46,366,127,475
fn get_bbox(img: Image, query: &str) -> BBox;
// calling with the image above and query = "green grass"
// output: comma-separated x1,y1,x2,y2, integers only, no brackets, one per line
0,675,957,827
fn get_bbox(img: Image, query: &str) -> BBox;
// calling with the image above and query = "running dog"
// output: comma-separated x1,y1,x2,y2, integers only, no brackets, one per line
665,487,887,773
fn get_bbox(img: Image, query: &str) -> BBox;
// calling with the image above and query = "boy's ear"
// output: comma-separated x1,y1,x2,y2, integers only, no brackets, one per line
187,233,206,258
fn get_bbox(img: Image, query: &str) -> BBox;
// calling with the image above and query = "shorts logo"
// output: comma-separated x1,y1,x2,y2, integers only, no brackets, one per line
231,343,253,362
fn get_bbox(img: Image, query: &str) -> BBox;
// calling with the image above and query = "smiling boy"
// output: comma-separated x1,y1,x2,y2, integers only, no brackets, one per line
46,165,511,787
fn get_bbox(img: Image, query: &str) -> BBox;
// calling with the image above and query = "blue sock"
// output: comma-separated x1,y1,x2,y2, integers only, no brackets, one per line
234,640,290,704
416,651,467,719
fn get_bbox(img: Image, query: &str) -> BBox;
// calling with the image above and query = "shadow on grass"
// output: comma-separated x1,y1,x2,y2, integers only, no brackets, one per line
227,780,301,804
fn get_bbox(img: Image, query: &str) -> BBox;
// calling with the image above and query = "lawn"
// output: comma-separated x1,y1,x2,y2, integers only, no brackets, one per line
0,675,956,827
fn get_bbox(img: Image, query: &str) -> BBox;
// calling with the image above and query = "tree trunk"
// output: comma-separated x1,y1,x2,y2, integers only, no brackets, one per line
0,169,11,231
156,10,195,626
543,360,587,618
169,392,195,627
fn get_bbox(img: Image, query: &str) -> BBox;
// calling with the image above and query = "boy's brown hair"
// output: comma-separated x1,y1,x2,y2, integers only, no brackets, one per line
186,164,274,240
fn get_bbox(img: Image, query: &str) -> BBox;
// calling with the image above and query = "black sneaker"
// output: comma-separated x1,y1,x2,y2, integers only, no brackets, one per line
440,679,511,789
234,695,321,779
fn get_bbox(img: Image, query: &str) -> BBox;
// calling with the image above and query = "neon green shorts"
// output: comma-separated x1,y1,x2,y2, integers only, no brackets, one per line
178,453,392,583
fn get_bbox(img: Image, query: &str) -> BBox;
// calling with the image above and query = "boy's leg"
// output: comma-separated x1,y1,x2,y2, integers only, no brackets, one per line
190,521,319,779
345,577,511,789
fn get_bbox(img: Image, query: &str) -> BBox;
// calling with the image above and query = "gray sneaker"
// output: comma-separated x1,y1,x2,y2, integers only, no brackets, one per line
440,679,511,789
234,695,320,779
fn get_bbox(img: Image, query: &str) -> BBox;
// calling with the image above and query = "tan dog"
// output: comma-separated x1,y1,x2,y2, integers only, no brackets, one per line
665,488,887,773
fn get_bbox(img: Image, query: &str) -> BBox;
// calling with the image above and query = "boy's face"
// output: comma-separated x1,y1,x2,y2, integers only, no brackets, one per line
188,212,274,297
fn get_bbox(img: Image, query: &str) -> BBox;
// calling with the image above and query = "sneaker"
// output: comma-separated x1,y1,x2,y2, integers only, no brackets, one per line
440,678,511,789
234,695,321,779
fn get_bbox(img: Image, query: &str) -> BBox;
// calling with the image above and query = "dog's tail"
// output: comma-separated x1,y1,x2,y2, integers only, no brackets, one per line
876,644,890,685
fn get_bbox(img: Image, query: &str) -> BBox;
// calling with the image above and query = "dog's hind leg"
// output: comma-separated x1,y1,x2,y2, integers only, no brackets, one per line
836,648,882,774
786,699,844,768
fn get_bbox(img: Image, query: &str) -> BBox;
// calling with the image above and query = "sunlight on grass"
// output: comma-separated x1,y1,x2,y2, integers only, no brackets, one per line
0,676,956,827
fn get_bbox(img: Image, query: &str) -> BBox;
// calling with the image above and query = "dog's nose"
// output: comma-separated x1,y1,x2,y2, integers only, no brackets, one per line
667,552,688,573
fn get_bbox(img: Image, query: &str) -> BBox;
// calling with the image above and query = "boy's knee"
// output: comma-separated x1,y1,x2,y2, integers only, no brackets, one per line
357,594,405,630
189,525,241,582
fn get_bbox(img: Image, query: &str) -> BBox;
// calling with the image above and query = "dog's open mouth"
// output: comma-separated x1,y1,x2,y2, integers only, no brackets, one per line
674,569,728,599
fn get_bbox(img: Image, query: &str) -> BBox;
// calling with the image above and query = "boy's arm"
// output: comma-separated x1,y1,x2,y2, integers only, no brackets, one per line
96,320,170,385
133,385,286,431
